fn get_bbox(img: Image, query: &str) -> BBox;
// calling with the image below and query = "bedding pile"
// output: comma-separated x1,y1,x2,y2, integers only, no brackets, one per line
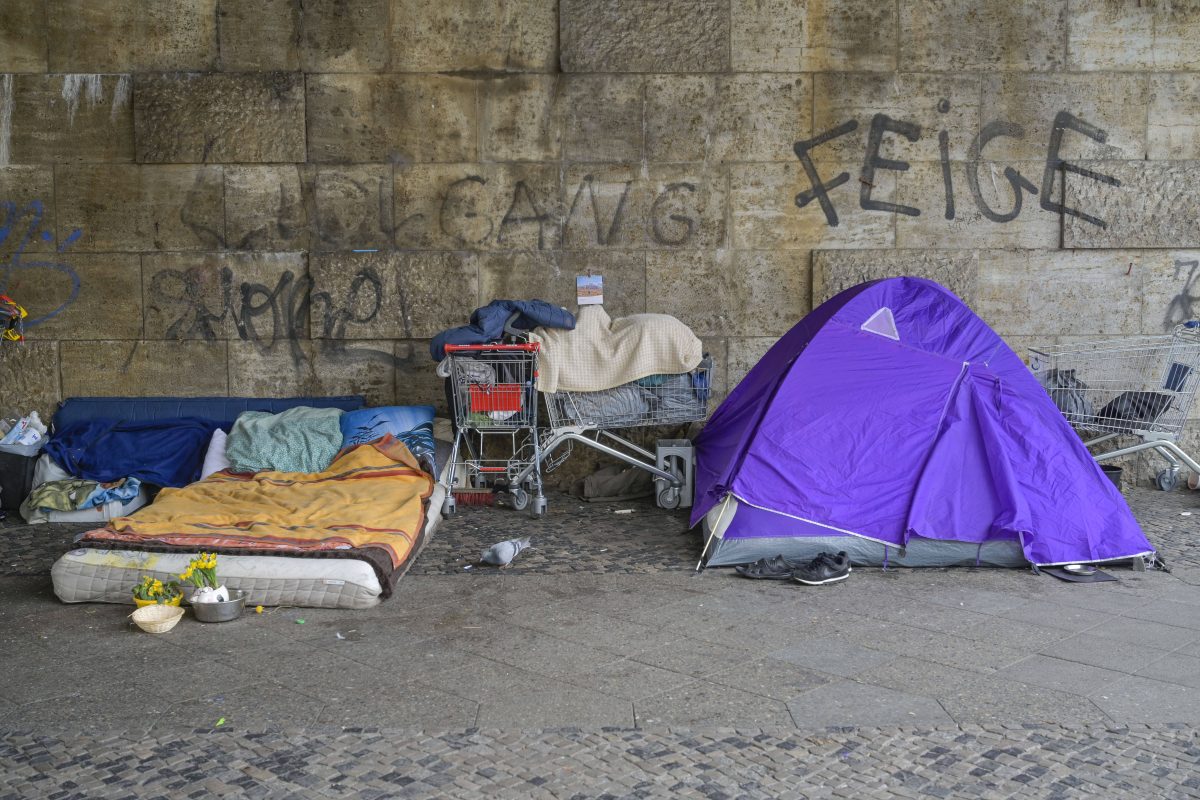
77,437,433,597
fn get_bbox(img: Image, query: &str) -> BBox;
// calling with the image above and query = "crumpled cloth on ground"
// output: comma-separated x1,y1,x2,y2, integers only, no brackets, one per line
84,477,142,508
530,305,702,393
571,464,654,503
24,479,98,512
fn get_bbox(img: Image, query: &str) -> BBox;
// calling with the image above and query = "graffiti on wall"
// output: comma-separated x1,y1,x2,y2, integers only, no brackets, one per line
794,109,1120,229
146,264,398,367
0,200,83,327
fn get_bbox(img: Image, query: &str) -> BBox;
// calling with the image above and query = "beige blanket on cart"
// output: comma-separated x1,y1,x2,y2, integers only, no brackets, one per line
530,305,702,393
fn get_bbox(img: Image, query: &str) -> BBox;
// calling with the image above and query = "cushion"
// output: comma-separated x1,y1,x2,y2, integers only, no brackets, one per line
339,406,436,449
225,407,345,474
200,428,231,480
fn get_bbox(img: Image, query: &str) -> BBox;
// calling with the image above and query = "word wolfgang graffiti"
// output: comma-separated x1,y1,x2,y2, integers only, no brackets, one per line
0,200,83,326
147,265,397,366
795,109,1120,229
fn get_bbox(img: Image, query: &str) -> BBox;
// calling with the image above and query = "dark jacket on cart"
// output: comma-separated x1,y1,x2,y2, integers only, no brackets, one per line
430,300,575,361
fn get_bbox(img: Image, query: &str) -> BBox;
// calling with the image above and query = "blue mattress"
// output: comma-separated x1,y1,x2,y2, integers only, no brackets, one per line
53,396,366,431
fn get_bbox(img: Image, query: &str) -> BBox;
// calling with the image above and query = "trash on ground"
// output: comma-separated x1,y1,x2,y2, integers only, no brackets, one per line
295,618,305,624
614,509,633,514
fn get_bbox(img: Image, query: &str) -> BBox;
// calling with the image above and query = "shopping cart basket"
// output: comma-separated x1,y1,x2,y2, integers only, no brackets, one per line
1029,323,1200,490
442,342,545,517
507,359,713,511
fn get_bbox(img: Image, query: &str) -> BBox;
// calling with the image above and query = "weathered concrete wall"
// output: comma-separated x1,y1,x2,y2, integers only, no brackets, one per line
4,0,1200,468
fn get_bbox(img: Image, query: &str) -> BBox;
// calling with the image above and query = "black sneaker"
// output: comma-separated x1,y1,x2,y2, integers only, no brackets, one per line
792,551,851,585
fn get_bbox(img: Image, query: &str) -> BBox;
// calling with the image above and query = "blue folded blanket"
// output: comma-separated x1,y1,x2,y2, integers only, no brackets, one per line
45,417,219,488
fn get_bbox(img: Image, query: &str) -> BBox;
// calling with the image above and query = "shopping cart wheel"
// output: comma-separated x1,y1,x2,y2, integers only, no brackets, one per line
657,487,682,510
1156,469,1181,491
442,495,457,518
529,495,547,518
510,486,530,511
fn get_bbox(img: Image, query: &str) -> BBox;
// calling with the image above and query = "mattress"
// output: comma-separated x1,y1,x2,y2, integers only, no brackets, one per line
51,472,446,610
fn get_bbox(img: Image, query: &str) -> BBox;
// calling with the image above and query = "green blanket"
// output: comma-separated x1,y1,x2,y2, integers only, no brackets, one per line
225,407,345,474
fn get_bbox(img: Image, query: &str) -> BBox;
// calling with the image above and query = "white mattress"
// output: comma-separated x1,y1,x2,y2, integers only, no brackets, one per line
51,477,446,610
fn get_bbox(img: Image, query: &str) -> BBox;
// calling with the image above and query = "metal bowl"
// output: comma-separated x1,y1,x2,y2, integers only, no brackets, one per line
190,589,246,623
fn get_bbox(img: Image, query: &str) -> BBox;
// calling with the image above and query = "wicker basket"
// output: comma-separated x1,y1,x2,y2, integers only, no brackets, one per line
131,604,184,634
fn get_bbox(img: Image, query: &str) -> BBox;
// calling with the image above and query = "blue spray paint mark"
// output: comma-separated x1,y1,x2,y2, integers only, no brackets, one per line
0,199,83,327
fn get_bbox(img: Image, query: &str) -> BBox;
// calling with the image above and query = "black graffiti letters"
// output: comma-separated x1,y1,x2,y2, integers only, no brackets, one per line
793,119,859,227
1039,111,1121,229
794,109,1118,228
967,121,1039,224
860,114,921,217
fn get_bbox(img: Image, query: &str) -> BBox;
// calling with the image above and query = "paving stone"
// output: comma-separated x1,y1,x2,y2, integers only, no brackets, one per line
1083,616,1200,650
391,0,557,72
637,682,794,728
996,654,1128,696
1122,599,1200,631
476,682,633,728
632,638,757,679
768,638,898,679
156,683,325,731
1133,652,1200,690
560,0,730,73
6,74,134,163
785,681,952,729
135,72,306,164
452,625,624,680
1091,675,1200,723
558,658,697,702
306,74,477,163
217,0,301,70
1034,631,1173,676
46,0,217,71
705,658,831,702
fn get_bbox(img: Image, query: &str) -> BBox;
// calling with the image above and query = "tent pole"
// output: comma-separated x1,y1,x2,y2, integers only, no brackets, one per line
694,495,731,572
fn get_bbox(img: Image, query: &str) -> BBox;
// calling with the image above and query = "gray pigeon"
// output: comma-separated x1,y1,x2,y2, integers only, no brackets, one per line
480,537,531,567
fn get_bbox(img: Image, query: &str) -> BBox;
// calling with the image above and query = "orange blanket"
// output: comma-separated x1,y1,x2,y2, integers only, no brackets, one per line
80,437,433,571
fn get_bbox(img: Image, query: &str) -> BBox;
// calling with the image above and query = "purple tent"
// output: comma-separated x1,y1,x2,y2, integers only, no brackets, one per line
692,277,1154,568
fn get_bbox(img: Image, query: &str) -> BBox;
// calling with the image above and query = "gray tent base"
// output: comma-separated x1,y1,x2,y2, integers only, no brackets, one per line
702,533,1028,569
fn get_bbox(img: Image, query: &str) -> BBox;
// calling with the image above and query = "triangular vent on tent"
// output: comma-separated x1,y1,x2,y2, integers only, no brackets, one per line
861,307,899,341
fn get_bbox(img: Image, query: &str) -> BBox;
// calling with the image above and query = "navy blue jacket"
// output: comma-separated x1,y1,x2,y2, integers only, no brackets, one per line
430,300,575,361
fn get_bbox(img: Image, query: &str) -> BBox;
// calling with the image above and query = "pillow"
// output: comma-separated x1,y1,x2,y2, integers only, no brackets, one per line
339,406,436,449
200,428,231,480
225,407,345,474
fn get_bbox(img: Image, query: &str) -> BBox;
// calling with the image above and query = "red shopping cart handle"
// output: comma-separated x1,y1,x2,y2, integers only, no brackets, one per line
444,343,540,353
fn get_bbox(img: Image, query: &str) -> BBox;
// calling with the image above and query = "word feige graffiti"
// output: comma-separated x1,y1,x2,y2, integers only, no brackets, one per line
0,200,83,326
794,109,1120,229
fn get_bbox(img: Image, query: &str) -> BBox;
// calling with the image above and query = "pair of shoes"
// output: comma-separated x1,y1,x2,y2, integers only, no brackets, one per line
792,551,851,585
735,554,797,580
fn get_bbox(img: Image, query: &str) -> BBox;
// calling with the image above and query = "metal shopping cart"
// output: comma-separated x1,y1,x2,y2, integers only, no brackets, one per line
442,342,545,518
1029,323,1200,490
506,359,713,511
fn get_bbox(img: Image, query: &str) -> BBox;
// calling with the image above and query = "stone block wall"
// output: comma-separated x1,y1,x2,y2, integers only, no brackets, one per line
3,0,1200,470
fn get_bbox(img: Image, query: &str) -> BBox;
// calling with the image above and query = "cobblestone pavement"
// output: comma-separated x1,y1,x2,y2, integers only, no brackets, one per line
2,487,1199,798
3,723,1199,799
